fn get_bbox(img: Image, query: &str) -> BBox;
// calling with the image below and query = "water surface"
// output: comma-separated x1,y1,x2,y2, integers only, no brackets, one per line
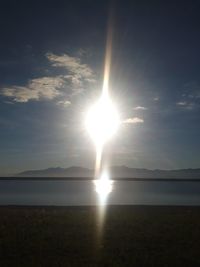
0,179,200,206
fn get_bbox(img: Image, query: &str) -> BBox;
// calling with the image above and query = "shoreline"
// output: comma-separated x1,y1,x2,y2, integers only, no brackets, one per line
1,177,200,181
1,205,200,266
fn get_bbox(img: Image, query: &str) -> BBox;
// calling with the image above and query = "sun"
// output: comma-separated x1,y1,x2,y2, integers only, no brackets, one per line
85,92,120,147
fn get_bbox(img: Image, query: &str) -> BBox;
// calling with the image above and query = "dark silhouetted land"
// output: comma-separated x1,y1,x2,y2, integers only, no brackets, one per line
15,166,200,179
0,206,200,266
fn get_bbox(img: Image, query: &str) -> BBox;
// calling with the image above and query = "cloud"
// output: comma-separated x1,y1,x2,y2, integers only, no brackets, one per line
46,53,92,77
1,52,96,103
133,106,147,110
176,101,187,106
46,52,95,93
1,76,63,102
183,81,200,99
175,82,200,111
176,101,195,110
123,117,144,124
56,100,71,107
153,97,159,101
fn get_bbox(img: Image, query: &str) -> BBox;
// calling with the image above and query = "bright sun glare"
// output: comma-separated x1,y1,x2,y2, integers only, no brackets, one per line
94,171,113,205
85,92,120,147
85,92,119,204
85,13,118,207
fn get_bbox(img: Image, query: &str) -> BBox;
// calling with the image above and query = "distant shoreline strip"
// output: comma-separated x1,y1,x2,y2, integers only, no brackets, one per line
0,177,200,182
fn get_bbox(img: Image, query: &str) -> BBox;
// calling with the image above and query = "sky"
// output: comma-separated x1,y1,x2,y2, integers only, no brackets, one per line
0,1,200,175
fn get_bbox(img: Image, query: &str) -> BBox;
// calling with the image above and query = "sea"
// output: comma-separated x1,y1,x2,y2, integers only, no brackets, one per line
0,178,200,206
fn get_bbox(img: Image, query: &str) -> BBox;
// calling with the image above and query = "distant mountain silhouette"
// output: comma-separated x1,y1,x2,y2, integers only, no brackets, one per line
16,166,200,179
17,166,93,177
110,166,200,179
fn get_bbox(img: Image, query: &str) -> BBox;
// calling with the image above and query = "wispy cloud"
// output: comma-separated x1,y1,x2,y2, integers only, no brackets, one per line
56,100,71,107
176,81,200,110
1,52,96,103
46,53,94,79
133,106,147,110
176,101,187,106
183,81,200,99
46,52,95,93
1,76,63,102
123,117,144,124
176,101,195,110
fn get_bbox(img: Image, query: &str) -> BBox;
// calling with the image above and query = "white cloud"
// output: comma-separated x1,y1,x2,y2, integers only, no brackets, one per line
46,53,93,78
56,100,71,107
1,52,96,103
183,81,200,99
1,76,63,102
123,117,144,124
133,106,147,110
176,101,195,110
46,53,95,93
177,101,187,106
176,82,200,111
153,97,159,101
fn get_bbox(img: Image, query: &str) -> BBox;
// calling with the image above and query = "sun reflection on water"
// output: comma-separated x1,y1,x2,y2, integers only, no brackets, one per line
94,171,114,206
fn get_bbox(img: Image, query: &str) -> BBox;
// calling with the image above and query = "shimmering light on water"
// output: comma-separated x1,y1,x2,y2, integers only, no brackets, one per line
93,171,114,206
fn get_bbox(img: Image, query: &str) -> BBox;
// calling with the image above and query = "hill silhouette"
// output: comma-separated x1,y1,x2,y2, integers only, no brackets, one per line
16,166,200,179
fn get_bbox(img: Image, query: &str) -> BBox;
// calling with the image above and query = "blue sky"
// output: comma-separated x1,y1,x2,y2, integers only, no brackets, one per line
0,1,200,175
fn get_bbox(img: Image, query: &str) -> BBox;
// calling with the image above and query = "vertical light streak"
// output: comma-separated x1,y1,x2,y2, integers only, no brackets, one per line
102,14,113,97
94,145,103,179
93,9,115,244
94,11,114,176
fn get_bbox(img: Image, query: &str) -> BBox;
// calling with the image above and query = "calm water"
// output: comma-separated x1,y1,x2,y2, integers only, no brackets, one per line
0,179,200,206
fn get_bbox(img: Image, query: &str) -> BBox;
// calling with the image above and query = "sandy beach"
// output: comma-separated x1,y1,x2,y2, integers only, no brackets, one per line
0,205,200,266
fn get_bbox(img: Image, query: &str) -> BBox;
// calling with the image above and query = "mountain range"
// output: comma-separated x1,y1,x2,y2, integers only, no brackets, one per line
16,166,200,179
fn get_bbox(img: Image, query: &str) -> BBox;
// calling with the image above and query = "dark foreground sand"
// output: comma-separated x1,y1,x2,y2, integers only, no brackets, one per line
0,206,200,267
